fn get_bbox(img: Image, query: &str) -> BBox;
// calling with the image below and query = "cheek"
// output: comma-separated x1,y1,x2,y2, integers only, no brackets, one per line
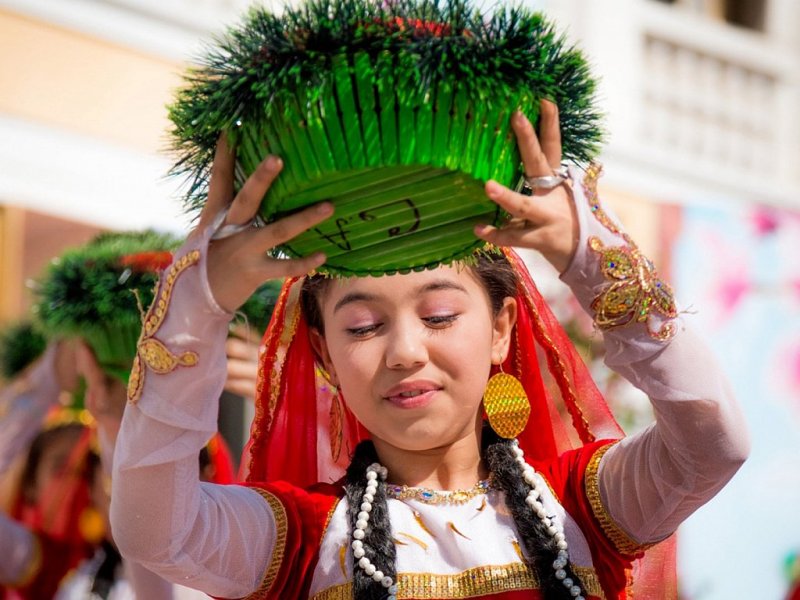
329,341,378,385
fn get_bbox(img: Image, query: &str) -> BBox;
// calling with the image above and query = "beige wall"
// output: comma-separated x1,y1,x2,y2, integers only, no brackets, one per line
0,8,184,323
0,8,182,152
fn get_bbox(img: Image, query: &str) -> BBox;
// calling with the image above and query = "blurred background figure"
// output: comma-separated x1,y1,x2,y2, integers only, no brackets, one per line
0,0,798,597
0,335,103,599
0,228,272,598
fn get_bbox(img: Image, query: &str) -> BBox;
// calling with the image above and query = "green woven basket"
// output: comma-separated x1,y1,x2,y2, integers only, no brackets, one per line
80,320,145,383
171,0,603,276
34,232,180,383
229,53,536,275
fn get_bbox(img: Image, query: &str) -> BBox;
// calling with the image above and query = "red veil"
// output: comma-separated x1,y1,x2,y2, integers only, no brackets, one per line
241,248,676,598
6,419,97,599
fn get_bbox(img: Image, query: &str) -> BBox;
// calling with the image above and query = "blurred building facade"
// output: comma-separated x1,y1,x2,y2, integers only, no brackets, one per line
1,0,799,597
543,1,800,598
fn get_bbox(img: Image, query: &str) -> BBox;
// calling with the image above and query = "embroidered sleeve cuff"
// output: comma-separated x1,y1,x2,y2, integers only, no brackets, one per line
584,442,654,558
560,165,679,363
126,227,233,431
244,488,288,599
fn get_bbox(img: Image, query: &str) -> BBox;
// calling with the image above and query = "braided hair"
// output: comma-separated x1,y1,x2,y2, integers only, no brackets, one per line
343,430,585,600
302,253,586,598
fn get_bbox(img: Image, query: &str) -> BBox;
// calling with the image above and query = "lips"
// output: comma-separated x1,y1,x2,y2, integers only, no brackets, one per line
382,381,442,409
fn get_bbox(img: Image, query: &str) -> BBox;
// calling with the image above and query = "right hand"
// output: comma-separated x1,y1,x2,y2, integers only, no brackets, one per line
224,324,259,400
195,137,334,313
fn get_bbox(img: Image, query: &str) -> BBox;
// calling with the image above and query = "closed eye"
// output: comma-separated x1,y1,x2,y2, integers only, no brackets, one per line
346,324,381,338
423,314,459,328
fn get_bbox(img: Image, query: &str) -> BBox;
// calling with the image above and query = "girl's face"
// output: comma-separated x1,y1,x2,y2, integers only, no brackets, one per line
311,265,516,454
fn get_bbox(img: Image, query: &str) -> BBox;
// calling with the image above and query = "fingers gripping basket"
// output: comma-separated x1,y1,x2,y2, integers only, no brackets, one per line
170,0,604,275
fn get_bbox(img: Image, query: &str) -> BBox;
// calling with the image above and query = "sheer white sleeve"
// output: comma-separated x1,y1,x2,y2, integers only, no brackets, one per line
561,166,749,546
111,227,276,597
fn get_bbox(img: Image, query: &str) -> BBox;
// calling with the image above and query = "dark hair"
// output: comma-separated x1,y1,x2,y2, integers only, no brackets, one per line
300,251,519,335
303,254,585,598
345,430,585,599
21,423,97,505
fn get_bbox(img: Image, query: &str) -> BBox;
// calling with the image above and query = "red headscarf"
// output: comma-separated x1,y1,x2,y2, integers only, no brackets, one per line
241,247,675,598
7,420,98,599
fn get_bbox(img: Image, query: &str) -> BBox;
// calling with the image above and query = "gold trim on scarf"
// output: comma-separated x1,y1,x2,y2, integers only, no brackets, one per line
244,488,289,599
310,562,605,599
585,442,654,557
127,250,200,403
246,277,296,474
268,287,302,428
321,498,340,542
503,249,595,443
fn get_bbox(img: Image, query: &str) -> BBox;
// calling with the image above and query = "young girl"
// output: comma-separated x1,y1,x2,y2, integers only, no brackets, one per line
110,105,749,599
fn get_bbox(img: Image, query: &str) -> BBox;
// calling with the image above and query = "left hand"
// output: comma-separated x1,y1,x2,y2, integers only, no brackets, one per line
75,342,127,439
224,325,259,401
474,100,579,274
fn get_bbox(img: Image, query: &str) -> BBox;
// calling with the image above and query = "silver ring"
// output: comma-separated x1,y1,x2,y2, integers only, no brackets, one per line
515,165,569,196
211,214,267,240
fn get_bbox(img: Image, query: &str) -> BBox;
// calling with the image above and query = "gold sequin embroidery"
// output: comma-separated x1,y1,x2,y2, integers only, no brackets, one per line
582,165,677,342
243,488,288,599
511,539,525,561
585,442,655,557
309,562,606,599
127,250,200,403
588,237,677,341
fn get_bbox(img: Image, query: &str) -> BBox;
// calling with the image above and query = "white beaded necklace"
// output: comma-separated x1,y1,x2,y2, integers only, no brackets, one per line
351,463,398,598
352,441,585,600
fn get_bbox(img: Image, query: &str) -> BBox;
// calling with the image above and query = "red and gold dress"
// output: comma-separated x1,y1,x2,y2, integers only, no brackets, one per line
110,168,748,600
243,439,644,600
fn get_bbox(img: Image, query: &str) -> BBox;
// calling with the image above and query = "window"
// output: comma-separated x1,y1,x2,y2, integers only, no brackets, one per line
649,0,767,32
723,0,766,31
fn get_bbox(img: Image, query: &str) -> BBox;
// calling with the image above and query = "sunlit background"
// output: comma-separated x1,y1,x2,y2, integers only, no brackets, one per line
1,0,798,597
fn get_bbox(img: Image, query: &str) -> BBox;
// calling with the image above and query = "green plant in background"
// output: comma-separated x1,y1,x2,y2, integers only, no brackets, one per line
235,279,284,336
0,321,47,380
33,231,181,382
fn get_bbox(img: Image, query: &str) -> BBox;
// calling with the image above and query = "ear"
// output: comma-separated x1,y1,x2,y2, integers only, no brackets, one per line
491,297,518,364
308,328,339,387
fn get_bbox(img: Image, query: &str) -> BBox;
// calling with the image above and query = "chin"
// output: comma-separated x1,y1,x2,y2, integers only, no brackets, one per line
379,422,474,453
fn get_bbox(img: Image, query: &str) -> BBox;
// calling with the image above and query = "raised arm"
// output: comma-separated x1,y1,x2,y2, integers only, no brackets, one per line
475,103,749,550
0,342,70,475
110,138,332,597
0,512,39,588
560,166,749,547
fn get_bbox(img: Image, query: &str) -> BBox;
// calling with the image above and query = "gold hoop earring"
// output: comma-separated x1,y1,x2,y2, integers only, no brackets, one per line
482,362,530,439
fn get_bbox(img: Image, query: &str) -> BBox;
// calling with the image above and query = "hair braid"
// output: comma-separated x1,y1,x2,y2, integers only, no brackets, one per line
345,441,397,600
484,432,585,599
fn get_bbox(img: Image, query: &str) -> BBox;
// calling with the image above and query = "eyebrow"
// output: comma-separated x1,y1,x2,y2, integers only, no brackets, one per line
332,278,469,314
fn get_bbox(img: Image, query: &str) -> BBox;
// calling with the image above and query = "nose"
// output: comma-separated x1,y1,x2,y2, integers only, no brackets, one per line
384,319,428,369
